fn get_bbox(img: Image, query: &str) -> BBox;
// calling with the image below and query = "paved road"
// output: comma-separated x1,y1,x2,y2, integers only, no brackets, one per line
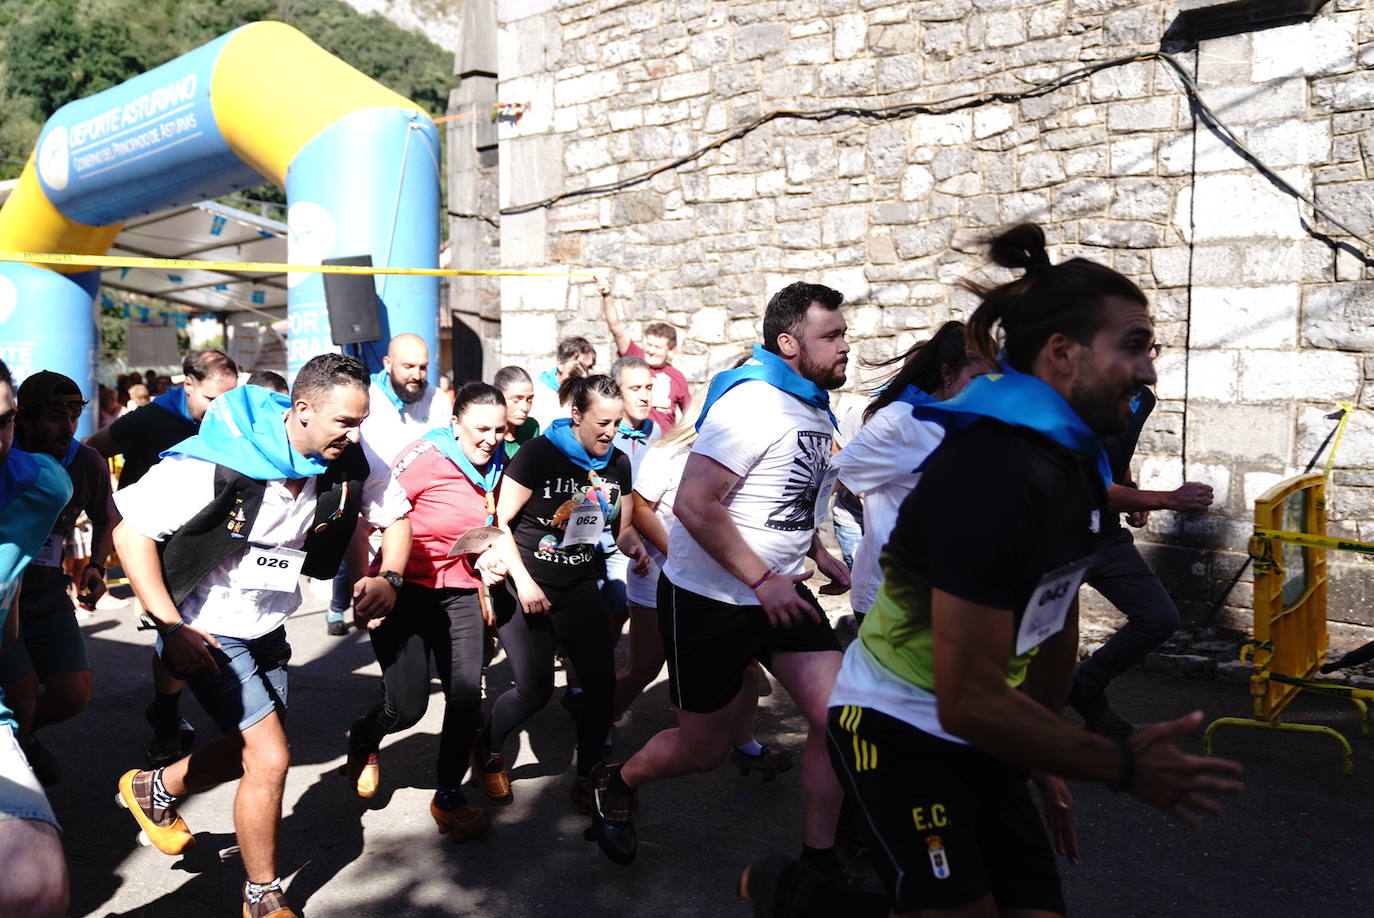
41,593,1374,917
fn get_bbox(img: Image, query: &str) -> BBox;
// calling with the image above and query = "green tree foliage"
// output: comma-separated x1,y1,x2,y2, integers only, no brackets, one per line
0,0,452,180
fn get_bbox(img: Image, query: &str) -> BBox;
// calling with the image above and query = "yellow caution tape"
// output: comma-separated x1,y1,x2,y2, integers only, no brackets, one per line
1252,527,1374,557
0,250,593,278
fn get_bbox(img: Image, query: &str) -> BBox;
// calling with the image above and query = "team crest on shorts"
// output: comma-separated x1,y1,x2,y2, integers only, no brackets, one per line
926,836,951,879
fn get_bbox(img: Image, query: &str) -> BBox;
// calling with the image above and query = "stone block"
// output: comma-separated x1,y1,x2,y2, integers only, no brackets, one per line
705,174,756,201
834,12,867,59
1109,178,1172,222
1204,78,1306,123
554,69,619,106
820,265,870,303
921,21,966,60
1018,151,1066,188
1304,282,1374,349
1051,178,1111,218
911,111,973,146
1159,125,1239,176
1189,406,1293,469
733,23,787,60
1189,284,1298,349
894,220,955,259
1080,221,1163,248
877,56,922,93
1237,350,1364,402
1186,349,1241,402
1242,120,1331,169
661,69,711,101
687,306,729,344
984,9,1026,47
1216,660,1253,685
1178,173,1308,243
822,205,868,245
1313,180,1374,239
784,139,838,183
818,59,877,96
1109,137,1156,176
1106,97,1178,133
1195,32,1252,89
900,164,935,201
690,29,732,66
1253,15,1358,80
1104,7,1160,46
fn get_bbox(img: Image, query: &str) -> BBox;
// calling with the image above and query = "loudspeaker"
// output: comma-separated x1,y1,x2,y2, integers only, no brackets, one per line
323,255,382,346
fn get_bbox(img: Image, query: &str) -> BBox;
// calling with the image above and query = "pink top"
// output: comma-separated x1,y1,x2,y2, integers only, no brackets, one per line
387,438,495,590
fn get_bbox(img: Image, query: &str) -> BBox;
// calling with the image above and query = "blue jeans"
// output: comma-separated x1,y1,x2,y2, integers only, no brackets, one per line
328,560,350,623
162,627,291,734
1074,528,1180,696
834,522,862,571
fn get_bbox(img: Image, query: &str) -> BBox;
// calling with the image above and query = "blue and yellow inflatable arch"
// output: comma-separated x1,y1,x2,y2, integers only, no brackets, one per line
0,21,440,433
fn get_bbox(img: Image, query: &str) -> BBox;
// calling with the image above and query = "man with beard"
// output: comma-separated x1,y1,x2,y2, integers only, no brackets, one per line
323,334,448,637
87,349,239,768
113,353,411,918
1,372,117,786
590,282,852,872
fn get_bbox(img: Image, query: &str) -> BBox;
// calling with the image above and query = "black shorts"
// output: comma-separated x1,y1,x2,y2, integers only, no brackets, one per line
826,705,1065,915
657,575,840,714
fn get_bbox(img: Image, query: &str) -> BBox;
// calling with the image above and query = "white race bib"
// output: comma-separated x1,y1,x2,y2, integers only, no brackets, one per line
650,371,672,410
33,533,63,568
240,546,307,592
561,501,605,548
813,467,839,526
1015,557,1091,655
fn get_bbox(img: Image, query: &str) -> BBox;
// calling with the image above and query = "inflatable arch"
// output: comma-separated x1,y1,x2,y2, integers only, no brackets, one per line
0,20,441,434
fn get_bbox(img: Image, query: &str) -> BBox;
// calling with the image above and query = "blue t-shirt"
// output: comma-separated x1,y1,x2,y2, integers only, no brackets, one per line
0,451,73,728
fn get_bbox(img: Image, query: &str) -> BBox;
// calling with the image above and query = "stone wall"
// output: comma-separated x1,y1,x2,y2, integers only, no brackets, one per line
491,0,1374,626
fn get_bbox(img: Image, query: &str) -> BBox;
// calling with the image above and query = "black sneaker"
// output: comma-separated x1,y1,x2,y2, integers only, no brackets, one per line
738,853,887,917
144,702,195,768
586,761,636,866
1068,683,1135,739
326,618,349,637
22,733,60,787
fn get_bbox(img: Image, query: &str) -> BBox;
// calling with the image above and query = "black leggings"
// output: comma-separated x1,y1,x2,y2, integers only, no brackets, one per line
355,582,484,789
487,578,614,778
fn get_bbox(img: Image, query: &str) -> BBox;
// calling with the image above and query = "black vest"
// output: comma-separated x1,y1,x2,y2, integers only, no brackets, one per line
159,442,371,607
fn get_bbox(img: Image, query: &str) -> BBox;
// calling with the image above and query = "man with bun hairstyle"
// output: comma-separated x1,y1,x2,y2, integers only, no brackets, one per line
745,224,1243,917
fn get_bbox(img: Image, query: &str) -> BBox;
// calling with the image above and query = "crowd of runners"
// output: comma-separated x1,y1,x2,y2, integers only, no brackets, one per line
0,223,1245,918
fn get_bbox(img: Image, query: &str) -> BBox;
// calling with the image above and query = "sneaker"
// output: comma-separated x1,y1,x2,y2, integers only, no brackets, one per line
144,702,196,769
116,768,195,855
242,884,297,918
730,743,795,782
587,761,636,866
326,618,349,637
22,734,60,787
1068,683,1135,739
342,718,380,798
470,730,512,803
430,794,490,842
738,853,887,917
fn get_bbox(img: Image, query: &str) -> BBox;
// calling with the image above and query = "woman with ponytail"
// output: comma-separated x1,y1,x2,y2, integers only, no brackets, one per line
342,382,512,841
832,321,986,621
807,224,1241,918
475,374,640,811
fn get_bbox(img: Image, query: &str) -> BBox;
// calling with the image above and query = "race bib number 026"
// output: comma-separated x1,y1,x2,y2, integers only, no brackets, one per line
241,546,307,592
1015,556,1091,655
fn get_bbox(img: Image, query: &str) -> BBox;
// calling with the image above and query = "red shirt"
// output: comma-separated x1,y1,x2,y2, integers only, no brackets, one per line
389,438,495,589
623,340,690,432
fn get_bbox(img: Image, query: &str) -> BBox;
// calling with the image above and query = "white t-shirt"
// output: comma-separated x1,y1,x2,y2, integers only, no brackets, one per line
833,400,944,616
115,450,410,640
664,381,834,605
530,377,570,430
361,381,452,464
626,443,690,607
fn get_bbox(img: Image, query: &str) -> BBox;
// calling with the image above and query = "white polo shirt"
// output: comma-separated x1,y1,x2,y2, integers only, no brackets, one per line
115,449,409,640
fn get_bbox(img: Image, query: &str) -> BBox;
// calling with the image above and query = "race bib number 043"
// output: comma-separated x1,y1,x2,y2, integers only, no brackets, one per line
1015,556,1092,655
241,546,307,593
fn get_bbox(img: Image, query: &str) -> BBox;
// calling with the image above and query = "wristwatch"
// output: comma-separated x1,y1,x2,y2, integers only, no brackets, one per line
380,570,404,591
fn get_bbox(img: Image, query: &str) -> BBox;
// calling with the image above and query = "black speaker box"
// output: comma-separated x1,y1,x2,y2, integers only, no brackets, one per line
323,255,382,345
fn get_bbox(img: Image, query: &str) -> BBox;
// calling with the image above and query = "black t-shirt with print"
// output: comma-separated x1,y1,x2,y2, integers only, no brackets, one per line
884,418,1105,619
504,435,632,588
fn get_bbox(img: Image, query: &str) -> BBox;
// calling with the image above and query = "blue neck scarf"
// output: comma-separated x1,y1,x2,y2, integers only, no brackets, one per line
58,438,80,469
544,418,612,471
162,385,330,481
696,345,837,431
0,450,41,514
371,368,407,414
894,384,937,409
421,427,504,523
537,367,559,393
616,418,653,440
912,364,1112,487
152,386,196,425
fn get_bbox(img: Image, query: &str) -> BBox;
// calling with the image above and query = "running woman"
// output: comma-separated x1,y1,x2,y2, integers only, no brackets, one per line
833,322,985,622
793,223,1242,918
0,358,73,918
494,366,540,459
474,374,645,810
113,354,412,918
592,282,852,869
343,382,513,841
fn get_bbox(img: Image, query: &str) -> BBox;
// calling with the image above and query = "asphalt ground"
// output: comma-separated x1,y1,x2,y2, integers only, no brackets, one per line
37,591,1374,917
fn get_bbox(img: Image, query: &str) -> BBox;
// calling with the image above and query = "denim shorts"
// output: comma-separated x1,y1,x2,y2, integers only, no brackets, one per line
0,576,88,685
161,626,291,735
0,724,58,829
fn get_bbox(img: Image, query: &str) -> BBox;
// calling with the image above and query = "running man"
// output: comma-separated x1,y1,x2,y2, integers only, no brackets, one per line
798,223,1242,918
591,282,852,870
87,349,239,766
113,354,412,918
0,358,73,918
1,372,117,787
597,276,689,431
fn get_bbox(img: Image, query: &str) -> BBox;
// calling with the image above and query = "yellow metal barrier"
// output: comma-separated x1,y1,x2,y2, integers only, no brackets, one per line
1204,472,1374,774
